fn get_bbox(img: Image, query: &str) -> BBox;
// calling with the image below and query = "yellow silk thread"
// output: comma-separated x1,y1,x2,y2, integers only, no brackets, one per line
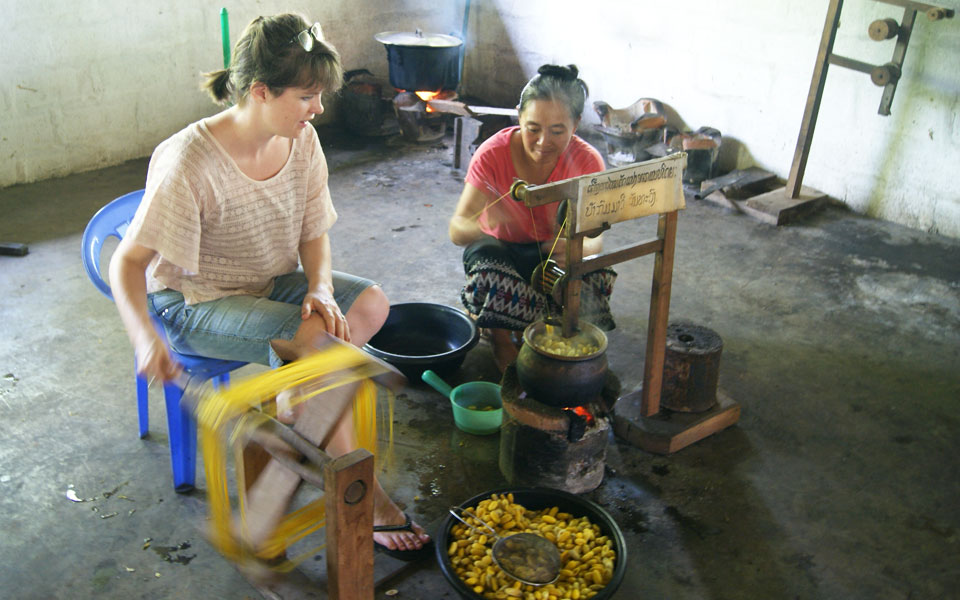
197,343,394,572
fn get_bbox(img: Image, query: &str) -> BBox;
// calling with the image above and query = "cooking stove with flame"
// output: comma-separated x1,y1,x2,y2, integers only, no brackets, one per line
498,315,619,494
392,89,457,142
498,362,617,495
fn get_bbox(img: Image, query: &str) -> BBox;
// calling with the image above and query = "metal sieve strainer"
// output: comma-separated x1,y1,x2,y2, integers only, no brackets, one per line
448,506,561,586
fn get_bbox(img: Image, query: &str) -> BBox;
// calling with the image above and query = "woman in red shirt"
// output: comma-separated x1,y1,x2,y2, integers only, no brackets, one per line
448,65,616,372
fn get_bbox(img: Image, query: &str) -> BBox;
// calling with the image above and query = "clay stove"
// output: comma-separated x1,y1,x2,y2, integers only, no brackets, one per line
498,365,617,494
393,90,458,143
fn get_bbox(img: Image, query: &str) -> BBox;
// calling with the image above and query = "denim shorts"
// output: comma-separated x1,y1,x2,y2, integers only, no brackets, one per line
148,270,376,368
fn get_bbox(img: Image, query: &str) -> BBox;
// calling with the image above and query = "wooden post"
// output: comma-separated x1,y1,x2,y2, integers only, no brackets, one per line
640,212,677,417
878,7,916,115
561,229,584,338
786,0,843,199
324,449,375,600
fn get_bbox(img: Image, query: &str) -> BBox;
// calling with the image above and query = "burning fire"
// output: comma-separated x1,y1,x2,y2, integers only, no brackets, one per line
566,405,594,426
414,90,443,112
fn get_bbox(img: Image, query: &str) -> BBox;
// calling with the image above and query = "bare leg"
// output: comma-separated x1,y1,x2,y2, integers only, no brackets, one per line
241,285,428,553
490,328,520,373
322,399,430,551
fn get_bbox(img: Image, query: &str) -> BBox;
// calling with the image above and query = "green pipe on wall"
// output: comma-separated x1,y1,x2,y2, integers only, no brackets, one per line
220,8,230,68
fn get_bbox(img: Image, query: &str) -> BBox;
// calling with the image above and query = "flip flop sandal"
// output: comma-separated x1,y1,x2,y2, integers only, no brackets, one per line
373,513,434,562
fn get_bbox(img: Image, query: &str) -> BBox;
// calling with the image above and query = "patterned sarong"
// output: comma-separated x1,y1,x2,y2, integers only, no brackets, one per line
460,238,616,332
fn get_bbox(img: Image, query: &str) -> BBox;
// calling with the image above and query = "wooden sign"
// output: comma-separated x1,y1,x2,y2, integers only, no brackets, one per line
575,153,686,233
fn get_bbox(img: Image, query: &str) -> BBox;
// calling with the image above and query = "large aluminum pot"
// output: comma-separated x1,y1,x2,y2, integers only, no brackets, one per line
516,320,608,407
374,30,462,91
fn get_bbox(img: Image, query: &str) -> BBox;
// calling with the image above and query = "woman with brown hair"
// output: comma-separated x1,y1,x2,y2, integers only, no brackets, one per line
109,13,430,565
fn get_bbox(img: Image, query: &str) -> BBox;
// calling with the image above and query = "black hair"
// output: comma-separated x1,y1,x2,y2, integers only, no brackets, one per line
518,64,589,121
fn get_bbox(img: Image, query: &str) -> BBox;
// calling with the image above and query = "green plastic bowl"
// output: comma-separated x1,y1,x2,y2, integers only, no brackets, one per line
449,381,503,435
422,370,503,435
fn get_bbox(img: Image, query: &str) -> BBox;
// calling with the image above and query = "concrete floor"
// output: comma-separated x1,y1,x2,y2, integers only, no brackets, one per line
1,125,958,600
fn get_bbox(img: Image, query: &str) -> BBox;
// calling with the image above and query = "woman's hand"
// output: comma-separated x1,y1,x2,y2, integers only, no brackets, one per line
450,183,501,246
302,284,350,342
109,237,181,384
134,330,181,384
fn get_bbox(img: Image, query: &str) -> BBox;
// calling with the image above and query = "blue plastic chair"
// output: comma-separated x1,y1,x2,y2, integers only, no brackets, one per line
81,189,247,492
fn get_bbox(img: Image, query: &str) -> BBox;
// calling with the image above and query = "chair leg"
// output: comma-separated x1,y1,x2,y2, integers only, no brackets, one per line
162,381,197,493
136,367,149,439
213,372,230,389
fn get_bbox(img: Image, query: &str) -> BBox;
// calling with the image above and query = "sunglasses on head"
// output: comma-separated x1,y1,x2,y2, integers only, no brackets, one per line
290,23,323,52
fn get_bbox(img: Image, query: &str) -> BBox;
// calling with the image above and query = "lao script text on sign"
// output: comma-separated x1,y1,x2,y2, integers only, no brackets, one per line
575,153,686,233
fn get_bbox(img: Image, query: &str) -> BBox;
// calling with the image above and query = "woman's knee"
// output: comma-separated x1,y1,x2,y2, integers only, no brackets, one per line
346,285,389,346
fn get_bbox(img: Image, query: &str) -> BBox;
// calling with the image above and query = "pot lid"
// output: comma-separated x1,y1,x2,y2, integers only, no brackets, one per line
375,29,462,48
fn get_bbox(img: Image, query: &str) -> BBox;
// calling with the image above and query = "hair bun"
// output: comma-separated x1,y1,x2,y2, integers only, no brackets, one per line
537,64,579,81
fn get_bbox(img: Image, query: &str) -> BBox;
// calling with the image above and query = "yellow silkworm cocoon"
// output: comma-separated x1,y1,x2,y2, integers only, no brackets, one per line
448,495,617,598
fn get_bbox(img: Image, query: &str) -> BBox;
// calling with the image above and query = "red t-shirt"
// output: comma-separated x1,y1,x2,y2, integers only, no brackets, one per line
465,127,605,243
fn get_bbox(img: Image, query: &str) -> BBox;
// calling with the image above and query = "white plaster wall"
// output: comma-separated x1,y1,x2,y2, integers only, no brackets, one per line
0,0,460,186
2,0,958,238
460,0,960,238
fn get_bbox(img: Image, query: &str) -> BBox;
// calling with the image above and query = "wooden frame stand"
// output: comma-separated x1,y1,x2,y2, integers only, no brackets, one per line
512,155,740,455
610,210,739,454
724,0,953,228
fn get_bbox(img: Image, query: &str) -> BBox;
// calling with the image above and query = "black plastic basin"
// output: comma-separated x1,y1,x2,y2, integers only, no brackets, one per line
364,302,479,380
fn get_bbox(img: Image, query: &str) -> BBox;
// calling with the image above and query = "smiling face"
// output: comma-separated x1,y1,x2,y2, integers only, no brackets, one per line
260,83,325,138
518,98,579,166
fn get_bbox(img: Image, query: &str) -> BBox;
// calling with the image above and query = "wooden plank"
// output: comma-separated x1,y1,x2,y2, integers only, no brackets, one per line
573,238,663,275
613,388,741,454
640,212,677,417
695,167,776,200
427,99,518,118
703,183,827,226
742,185,828,225
468,106,519,117
786,0,844,199
827,53,876,75
324,449,375,600
574,155,686,233
426,98,472,117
